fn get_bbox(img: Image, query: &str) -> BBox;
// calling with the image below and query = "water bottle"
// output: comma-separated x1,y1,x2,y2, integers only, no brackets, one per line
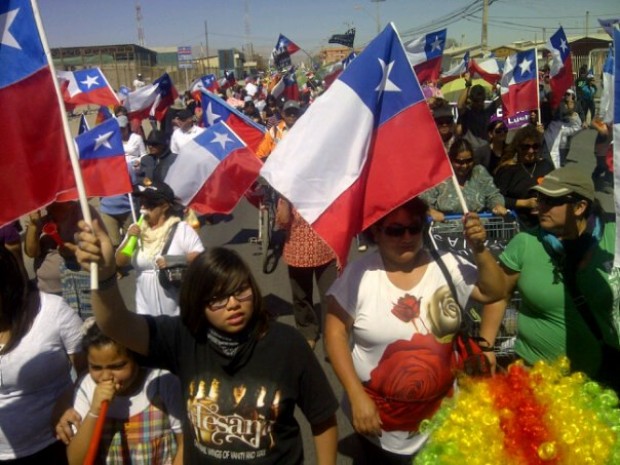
119,215,144,256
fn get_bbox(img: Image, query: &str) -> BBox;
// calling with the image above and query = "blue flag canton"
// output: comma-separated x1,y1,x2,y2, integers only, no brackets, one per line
0,0,47,89
202,74,217,88
512,50,537,84
74,69,107,93
549,27,570,63
614,28,620,123
201,92,232,127
154,73,174,97
338,24,425,128
76,118,124,160
197,122,244,162
424,29,446,60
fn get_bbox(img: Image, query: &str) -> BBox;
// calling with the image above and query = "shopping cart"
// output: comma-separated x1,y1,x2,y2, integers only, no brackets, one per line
427,212,520,358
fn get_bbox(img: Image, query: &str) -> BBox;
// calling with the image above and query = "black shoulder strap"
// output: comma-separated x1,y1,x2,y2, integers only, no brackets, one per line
161,222,179,256
561,268,605,340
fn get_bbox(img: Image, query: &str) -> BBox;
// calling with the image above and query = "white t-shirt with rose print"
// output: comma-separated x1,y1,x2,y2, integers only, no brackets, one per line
328,249,477,456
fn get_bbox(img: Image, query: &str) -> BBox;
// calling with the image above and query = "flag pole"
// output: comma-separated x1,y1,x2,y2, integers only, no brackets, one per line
31,0,99,289
534,47,542,125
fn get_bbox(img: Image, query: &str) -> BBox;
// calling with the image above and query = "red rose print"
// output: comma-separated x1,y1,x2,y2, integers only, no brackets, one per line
364,333,454,432
391,293,421,322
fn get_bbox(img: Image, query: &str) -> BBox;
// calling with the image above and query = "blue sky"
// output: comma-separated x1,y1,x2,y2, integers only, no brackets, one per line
38,0,617,57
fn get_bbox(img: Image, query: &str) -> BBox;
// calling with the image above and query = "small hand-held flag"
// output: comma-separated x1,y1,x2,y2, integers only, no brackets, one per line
404,29,447,84
272,34,300,69
57,67,120,108
546,26,573,109
328,28,356,48
500,48,539,120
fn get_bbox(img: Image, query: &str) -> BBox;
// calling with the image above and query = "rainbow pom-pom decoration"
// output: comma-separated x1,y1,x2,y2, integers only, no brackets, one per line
414,358,620,465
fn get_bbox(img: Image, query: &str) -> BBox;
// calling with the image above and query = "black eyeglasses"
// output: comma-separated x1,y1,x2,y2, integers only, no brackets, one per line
381,223,424,237
520,143,540,152
453,158,474,165
536,194,574,207
208,287,253,311
434,117,453,126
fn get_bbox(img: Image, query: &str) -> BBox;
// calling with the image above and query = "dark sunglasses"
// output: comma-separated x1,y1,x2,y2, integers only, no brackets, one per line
434,117,453,126
493,126,508,134
536,194,574,207
520,143,540,152
453,158,475,166
381,223,424,237
141,199,164,209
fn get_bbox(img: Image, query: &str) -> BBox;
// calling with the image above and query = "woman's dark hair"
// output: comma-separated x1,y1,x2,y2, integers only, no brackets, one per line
364,197,429,244
510,125,542,156
82,320,135,359
448,138,474,161
179,247,268,339
0,245,39,354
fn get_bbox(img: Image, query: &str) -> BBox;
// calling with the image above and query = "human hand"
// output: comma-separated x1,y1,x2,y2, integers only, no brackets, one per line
428,208,445,222
350,390,382,437
155,256,167,269
535,123,544,134
126,223,141,237
463,212,486,253
492,205,508,216
75,219,116,280
91,379,116,416
55,408,82,445
29,210,42,225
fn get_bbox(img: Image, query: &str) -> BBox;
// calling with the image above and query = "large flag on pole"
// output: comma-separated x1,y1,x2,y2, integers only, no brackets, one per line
546,26,573,109
57,67,120,108
468,56,502,84
261,23,452,266
500,48,539,120
404,29,446,84
0,0,75,226
124,73,178,121
200,90,265,151
164,122,262,214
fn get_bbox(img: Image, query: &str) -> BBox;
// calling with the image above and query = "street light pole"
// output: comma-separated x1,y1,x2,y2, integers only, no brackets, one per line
370,0,386,35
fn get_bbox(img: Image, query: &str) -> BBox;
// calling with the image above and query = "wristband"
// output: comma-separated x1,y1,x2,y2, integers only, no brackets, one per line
98,274,117,290
87,411,99,418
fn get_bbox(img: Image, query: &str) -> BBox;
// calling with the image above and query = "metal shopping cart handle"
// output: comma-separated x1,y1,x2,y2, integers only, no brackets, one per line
430,210,517,222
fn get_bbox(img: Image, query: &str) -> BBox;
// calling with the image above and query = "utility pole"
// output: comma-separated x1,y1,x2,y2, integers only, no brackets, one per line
481,0,488,53
204,20,210,74
585,10,590,37
135,0,145,47
370,0,386,35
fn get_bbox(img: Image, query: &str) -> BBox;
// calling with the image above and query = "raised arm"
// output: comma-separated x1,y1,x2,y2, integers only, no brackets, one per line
76,219,149,356
324,297,382,437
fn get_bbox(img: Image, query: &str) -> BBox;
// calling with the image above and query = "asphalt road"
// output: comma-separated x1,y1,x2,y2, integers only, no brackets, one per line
25,124,609,464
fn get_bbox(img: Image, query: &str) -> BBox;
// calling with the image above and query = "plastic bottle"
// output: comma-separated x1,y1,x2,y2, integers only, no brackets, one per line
119,215,144,256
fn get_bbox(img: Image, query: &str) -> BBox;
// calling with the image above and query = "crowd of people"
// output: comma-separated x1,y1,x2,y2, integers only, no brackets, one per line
0,63,618,465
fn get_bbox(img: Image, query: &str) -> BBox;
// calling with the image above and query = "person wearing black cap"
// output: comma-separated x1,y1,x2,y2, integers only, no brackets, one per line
431,103,456,152
256,100,301,159
115,181,204,317
480,166,620,390
169,108,205,155
138,130,178,186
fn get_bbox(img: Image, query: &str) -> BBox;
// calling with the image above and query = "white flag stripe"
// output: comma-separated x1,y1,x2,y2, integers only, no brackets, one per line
261,80,373,224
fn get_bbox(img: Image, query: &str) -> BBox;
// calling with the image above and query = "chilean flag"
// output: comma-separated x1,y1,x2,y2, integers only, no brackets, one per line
546,26,573,109
57,68,120,108
201,90,265,152
404,29,446,84
600,46,614,125
272,68,300,101
164,122,262,214
124,73,178,121
272,34,300,69
0,0,75,226
500,49,539,120
95,105,113,125
440,51,470,84
261,23,452,266
75,118,131,197
468,56,502,84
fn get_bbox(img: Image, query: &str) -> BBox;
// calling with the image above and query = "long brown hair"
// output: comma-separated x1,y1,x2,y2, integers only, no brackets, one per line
0,245,39,354
496,125,543,173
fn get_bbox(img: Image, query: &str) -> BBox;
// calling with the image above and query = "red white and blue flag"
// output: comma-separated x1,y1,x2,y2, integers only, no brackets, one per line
217,70,236,90
191,74,219,95
57,67,120,108
272,34,300,69
124,73,178,121
546,26,573,109
440,51,470,84
74,118,132,197
164,121,262,214
404,29,446,84
95,105,113,125
611,27,620,267
200,90,265,151
500,48,539,120
0,0,75,226
271,67,300,101
468,56,502,84
261,23,452,266
600,46,614,125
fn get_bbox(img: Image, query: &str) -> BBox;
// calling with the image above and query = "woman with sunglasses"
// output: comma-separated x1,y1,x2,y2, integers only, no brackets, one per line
115,182,204,316
493,125,554,230
480,166,620,390
421,138,507,222
74,224,339,464
324,198,506,464
486,116,509,175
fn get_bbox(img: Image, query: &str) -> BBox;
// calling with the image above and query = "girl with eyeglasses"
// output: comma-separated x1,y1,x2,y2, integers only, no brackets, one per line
324,198,506,464
73,227,339,465
421,138,507,222
493,125,555,230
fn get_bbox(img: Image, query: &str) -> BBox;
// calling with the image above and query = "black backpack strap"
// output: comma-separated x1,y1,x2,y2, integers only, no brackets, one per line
161,222,179,256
